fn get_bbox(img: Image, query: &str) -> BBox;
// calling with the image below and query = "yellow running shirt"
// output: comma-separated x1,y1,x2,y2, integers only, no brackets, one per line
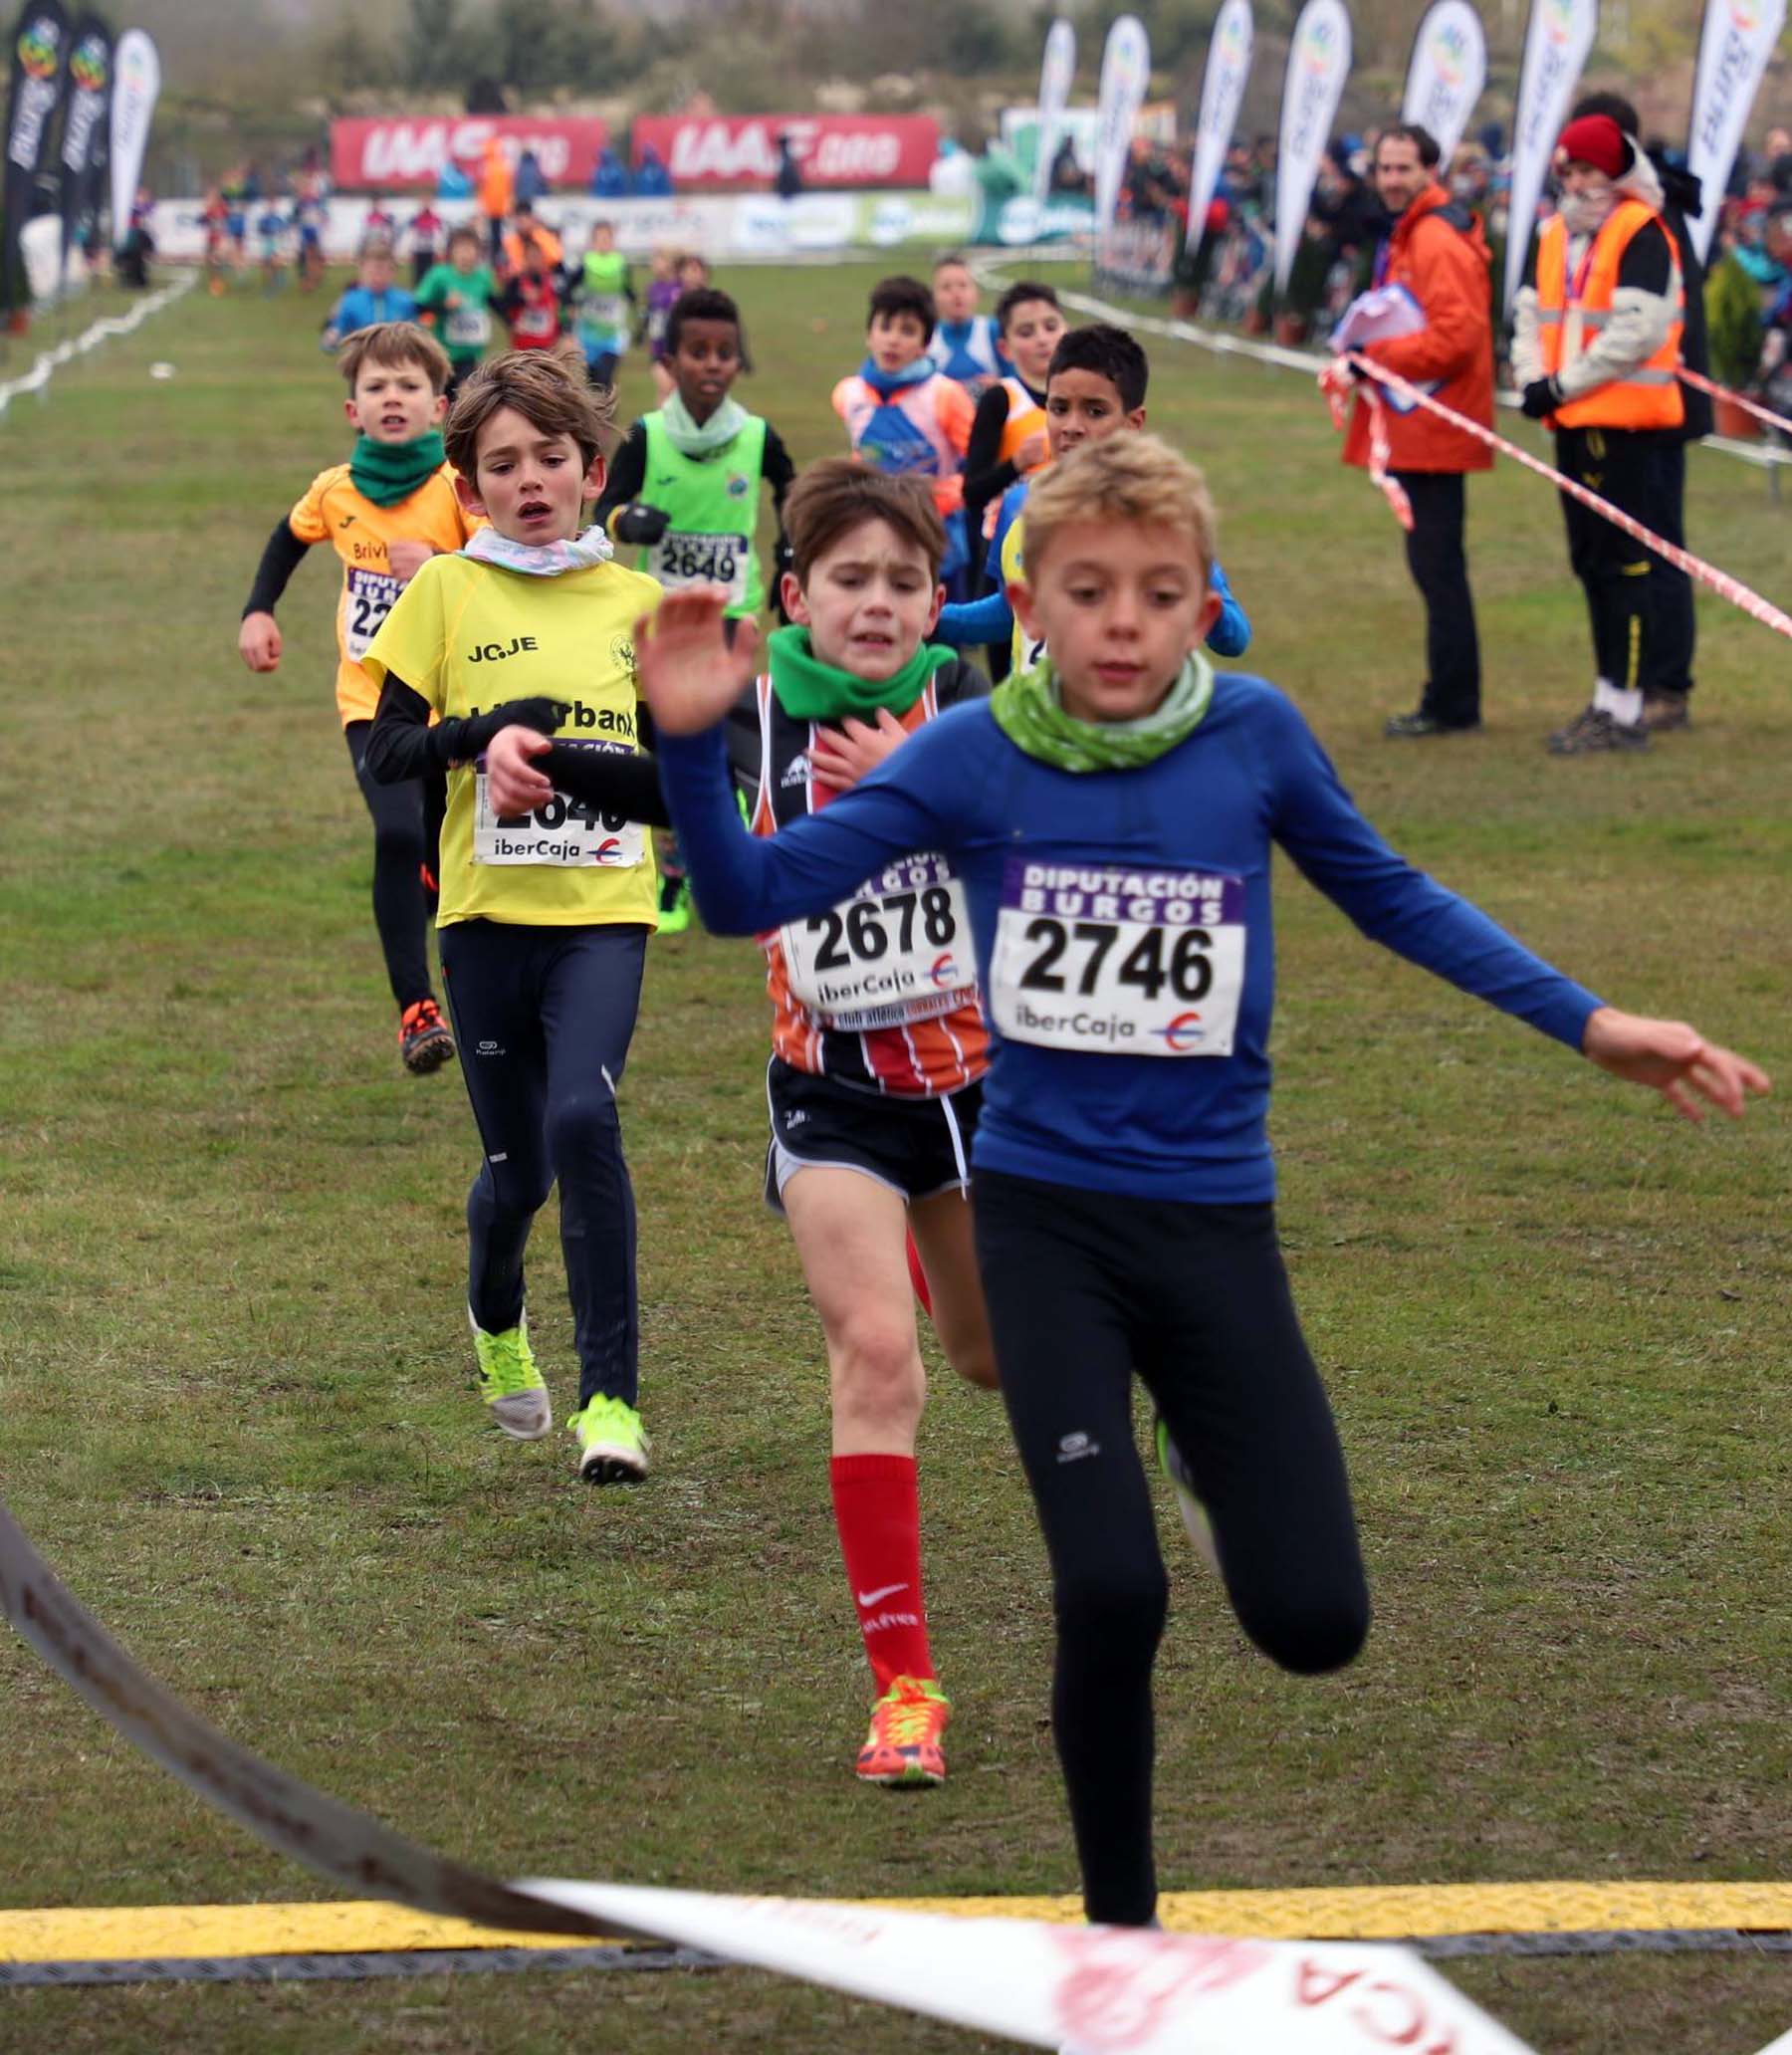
286,463,478,726
362,551,663,930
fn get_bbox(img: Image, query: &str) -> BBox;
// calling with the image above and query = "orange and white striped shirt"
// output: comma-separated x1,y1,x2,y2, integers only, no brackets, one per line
730,668,989,1099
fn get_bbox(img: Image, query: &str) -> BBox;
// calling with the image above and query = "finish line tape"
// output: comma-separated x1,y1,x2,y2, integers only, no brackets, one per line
0,271,196,419
0,1492,1539,2051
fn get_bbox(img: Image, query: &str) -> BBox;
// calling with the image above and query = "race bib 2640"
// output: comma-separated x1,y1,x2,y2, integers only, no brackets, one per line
471,740,646,869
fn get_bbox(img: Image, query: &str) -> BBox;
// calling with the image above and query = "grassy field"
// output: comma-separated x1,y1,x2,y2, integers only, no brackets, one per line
0,257,1788,2055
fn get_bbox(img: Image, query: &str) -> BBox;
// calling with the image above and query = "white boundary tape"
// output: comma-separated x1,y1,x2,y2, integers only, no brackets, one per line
0,270,197,420
977,260,1792,471
525,1879,1539,2053
0,1493,1539,2051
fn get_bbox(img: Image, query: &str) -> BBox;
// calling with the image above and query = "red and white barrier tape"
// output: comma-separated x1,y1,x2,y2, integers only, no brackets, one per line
1678,363,1792,440
1329,354,1792,640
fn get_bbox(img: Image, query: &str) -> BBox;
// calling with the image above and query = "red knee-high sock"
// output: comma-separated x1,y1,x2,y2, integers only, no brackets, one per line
829,1453,934,1693
905,1230,933,1316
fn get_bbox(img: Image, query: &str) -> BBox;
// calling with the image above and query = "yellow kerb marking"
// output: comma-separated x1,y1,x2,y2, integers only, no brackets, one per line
5,1882,1792,1964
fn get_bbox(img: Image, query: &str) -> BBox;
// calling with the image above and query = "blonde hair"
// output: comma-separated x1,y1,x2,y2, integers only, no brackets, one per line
1022,433,1217,586
337,320,451,394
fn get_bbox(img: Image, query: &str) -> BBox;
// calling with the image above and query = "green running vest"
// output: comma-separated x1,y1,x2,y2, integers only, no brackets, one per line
638,410,770,619
576,250,631,344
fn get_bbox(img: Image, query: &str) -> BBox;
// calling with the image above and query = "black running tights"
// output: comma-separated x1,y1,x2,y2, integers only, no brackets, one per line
344,719,440,1011
973,1169,1371,1926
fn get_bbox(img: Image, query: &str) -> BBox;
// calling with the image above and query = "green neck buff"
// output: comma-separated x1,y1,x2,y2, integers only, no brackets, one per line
659,389,749,457
767,624,955,723
349,429,446,508
990,652,1217,773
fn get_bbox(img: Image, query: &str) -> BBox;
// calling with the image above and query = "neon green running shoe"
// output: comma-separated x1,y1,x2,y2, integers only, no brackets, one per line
856,1676,949,1788
1153,1413,1219,1573
569,1394,650,1484
468,1307,552,1441
656,875,694,936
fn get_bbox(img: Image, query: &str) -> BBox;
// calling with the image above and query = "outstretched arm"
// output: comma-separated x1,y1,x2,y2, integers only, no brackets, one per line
639,589,966,933
1267,699,1769,1119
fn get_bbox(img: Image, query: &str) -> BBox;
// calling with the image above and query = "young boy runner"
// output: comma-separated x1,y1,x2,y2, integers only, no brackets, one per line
961,280,1065,552
359,352,668,1482
485,460,998,1788
406,200,443,289
929,253,1011,399
238,321,472,1074
593,285,795,933
321,242,418,349
630,432,1767,1925
495,232,564,351
256,201,289,296
642,248,681,397
569,219,634,386
938,324,1251,676
415,225,502,397
832,276,976,593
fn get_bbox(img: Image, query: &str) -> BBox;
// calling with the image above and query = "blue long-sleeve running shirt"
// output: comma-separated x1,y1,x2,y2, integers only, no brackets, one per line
658,677,1604,1203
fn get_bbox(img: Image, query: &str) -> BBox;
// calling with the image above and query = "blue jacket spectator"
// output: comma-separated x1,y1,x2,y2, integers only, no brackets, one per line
590,147,629,199
632,146,674,198
515,147,548,204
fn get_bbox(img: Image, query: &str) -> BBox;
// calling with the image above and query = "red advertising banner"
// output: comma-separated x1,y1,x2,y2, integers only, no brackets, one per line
331,116,610,191
629,114,940,190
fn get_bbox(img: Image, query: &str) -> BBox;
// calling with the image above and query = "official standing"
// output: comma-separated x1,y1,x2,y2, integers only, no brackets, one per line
1344,123,1496,738
1571,91,1709,734
1512,114,1685,755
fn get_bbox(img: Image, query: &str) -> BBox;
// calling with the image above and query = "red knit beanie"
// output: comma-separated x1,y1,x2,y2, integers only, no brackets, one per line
1556,114,1631,179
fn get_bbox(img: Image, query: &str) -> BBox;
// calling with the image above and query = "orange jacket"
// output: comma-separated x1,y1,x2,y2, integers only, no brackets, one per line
501,222,562,274
1536,202,1684,432
1344,184,1494,475
478,142,514,221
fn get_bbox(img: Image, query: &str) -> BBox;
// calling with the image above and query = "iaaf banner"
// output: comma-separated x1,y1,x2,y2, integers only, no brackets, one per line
1685,0,1788,264
1093,14,1151,233
2,0,69,315
629,114,940,191
1502,0,1597,310
1402,0,1487,165
1274,0,1353,295
1032,18,1076,205
107,24,155,249
1187,0,1253,261
57,9,108,267
331,116,609,191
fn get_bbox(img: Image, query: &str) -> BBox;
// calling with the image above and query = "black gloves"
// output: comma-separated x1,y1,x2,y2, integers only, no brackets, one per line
447,695,568,763
611,502,671,548
1520,376,1562,420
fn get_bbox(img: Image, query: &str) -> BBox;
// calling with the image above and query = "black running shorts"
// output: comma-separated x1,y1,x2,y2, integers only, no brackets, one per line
763,1056,982,1213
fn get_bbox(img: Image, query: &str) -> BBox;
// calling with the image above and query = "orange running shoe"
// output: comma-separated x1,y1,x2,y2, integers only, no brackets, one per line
399,998,455,1075
855,1676,950,1788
